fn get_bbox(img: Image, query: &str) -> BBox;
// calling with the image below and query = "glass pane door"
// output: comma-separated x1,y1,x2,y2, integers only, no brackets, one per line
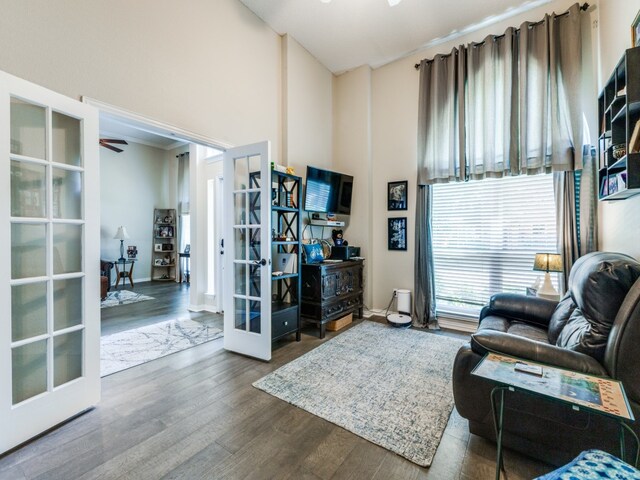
1,71,100,454
223,142,272,361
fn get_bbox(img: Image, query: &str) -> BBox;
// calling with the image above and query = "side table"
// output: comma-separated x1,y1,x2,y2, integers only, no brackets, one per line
472,352,638,480
113,258,136,288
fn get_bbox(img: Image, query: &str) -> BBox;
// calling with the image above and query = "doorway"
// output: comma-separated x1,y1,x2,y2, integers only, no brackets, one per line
89,101,227,376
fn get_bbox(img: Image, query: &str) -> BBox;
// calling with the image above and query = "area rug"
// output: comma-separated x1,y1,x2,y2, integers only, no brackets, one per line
101,290,154,309
253,321,465,467
101,319,224,376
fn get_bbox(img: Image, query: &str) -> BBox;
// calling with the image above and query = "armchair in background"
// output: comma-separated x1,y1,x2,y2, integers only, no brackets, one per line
100,260,114,300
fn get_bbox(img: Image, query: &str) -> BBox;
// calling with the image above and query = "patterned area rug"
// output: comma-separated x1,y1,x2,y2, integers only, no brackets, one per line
253,321,465,467
101,319,224,376
101,289,154,309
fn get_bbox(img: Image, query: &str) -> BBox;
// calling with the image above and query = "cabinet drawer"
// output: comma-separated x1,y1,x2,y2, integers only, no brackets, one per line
272,308,298,339
321,294,363,321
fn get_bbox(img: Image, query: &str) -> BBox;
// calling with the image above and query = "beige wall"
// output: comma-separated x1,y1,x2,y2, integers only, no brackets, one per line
100,141,178,283
282,35,333,173
0,0,282,159
333,66,373,306
598,0,640,259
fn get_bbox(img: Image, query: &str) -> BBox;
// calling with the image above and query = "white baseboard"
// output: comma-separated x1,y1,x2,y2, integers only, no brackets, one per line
188,304,221,313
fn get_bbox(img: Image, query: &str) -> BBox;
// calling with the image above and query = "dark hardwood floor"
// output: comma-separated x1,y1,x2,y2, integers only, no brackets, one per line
0,285,552,480
101,281,223,336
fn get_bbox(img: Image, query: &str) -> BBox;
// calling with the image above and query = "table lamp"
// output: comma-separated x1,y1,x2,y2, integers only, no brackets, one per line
533,253,562,300
113,226,130,261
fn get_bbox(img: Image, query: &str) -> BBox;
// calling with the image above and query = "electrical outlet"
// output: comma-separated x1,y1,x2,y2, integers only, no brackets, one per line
393,288,398,297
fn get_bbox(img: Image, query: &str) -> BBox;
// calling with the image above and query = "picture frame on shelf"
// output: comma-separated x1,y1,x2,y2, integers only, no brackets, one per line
633,10,640,48
388,217,407,251
157,226,174,238
154,243,163,252
387,181,408,211
154,259,163,266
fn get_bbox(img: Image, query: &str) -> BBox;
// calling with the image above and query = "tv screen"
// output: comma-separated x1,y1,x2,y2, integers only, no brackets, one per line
304,166,353,215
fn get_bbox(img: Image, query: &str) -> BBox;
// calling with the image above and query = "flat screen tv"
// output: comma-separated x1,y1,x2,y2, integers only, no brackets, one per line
304,166,353,215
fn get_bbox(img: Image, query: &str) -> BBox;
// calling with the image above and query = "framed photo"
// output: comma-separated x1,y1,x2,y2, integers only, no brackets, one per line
388,217,407,251
633,10,640,48
154,243,163,252
156,225,174,238
388,181,408,210
154,259,163,266
127,245,138,259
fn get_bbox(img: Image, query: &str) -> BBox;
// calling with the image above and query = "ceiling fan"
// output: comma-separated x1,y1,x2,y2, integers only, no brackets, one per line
99,138,128,153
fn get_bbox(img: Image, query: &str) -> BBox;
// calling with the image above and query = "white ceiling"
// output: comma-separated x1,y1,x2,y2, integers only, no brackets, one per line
239,0,554,73
100,115,188,151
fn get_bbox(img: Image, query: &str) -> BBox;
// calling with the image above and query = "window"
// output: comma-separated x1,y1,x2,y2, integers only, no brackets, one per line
432,174,557,316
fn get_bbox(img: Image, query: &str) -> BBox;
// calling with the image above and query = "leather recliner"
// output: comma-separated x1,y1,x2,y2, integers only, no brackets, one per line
452,251,640,466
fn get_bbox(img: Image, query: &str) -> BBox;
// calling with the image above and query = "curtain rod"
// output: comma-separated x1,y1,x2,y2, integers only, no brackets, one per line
413,2,589,70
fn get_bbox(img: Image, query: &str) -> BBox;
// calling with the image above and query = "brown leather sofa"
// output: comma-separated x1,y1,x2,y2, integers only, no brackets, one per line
452,252,640,466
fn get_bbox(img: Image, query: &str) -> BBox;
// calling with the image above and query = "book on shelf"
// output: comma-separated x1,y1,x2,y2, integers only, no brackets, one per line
630,120,640,154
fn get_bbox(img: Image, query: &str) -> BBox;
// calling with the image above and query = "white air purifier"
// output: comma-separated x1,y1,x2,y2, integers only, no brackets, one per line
387,289,412,328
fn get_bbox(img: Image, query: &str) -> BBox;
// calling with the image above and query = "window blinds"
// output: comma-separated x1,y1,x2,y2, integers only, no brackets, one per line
432,174,557,315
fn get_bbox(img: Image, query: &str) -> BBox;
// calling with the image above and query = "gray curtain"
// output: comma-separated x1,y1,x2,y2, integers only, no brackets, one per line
417,48,465,185
553,171,578,292
418,3,584,184
579,146,598,255
553,145,599,291
177,152,190,253
518,3,583,173
465,28,518,179
414,186,437,328
415,50,464,327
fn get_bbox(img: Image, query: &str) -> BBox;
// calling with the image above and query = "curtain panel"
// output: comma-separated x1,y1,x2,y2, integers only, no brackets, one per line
177,152,190,254
417,49,465,185
417,3,584,185
413,185,437,328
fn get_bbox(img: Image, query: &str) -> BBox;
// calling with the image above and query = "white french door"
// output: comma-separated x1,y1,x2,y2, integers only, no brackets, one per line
223,142,272,361
0,71,100,453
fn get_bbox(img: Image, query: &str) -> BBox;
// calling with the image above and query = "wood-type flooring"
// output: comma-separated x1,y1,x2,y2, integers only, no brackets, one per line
0,282,552,479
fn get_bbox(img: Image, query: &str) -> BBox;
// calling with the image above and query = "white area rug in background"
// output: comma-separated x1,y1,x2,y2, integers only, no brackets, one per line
253,321,465,467
101,319,223,376
101,290,154,308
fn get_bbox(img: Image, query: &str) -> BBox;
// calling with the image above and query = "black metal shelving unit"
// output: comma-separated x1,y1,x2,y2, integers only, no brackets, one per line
270,171,302,342
598,47,640,200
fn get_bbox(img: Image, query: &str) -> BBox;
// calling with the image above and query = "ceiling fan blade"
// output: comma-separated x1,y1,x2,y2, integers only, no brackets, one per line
100,138,128,145
100,142,124,153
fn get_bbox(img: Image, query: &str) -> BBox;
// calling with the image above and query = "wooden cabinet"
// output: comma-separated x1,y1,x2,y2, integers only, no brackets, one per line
598,47,640,200
301,259,364,338
152,208,177,281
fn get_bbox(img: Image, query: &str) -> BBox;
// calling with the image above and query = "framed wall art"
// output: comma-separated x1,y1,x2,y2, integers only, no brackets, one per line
387,180,408,211
388,217,407,251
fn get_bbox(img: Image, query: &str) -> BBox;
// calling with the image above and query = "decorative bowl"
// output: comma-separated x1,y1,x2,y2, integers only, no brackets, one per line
613,144,626,160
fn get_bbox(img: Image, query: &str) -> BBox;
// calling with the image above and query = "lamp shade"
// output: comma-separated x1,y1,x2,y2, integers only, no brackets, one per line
533,253,562,273
113,226,130,240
